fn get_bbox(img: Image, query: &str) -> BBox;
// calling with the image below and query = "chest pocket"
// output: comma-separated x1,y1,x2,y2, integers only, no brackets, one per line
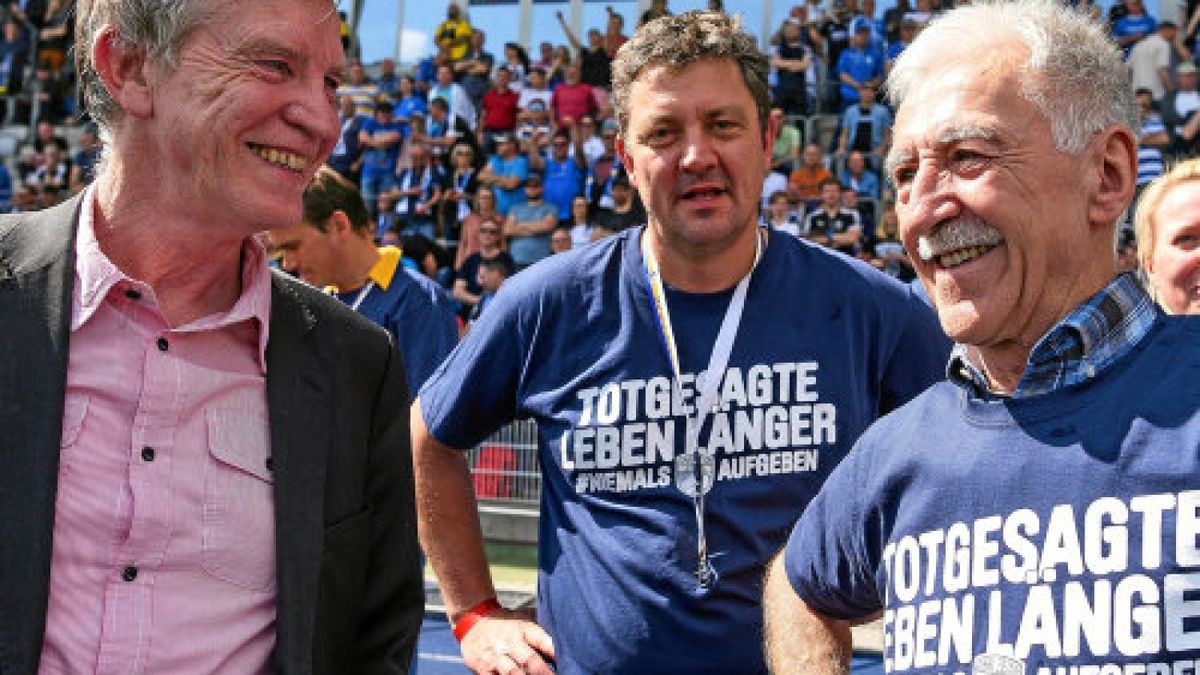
202,407,276,592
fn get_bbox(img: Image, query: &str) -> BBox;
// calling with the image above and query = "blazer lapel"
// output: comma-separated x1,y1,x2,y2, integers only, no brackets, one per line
0,197,82,672
267,273,332,674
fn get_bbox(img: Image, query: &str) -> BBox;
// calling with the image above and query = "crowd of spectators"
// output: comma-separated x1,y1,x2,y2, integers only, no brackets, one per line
12,0,1200,313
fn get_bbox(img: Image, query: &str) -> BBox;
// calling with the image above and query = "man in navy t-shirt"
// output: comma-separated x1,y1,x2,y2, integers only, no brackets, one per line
765,3,1200,673
414,11,949,675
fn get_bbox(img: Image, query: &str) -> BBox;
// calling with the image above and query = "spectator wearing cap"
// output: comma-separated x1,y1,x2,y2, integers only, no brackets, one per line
591,173,645,236
479,132,530,216
836,24,884,109
428,63,477,132
1162,62,1200,154
550,64,597,129
503,171,558,269
479,66,519,152
358,100,405,219
1129,21,1186,104
530,128,586,222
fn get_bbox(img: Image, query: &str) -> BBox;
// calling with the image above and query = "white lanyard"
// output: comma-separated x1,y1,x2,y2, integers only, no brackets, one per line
328,281,375,312
641,227,764,588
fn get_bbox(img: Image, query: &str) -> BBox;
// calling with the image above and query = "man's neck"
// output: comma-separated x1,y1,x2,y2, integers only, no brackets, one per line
335,240,382,292
91,167,248,328
644,221,762,293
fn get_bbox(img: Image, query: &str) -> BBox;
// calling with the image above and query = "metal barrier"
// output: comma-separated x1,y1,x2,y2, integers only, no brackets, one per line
466,419,542,506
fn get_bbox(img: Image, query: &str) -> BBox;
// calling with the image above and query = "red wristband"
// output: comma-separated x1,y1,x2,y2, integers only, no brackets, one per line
452,597,503,642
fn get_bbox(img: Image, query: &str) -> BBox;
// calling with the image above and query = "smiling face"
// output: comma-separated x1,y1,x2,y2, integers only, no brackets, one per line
888,50,1107,350
617,58,775,259
144,0,343,235
1145,180,1200,314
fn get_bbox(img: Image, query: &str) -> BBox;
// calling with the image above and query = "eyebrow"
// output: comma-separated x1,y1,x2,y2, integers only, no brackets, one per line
885,123,1002,178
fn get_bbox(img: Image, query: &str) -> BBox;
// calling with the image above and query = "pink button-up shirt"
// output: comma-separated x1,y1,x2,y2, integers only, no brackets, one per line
39,191,278,674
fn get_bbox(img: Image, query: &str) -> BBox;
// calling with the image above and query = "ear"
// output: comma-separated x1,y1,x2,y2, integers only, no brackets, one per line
762,113,781,173
327,210,358,240
92,25,155,119
1089,126,1138,231
615,134,636,189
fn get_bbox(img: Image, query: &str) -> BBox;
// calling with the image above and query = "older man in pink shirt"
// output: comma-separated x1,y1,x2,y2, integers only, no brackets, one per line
0,0,423,672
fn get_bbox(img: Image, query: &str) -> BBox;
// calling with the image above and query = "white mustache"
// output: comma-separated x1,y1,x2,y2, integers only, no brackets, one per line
916,214,1004,261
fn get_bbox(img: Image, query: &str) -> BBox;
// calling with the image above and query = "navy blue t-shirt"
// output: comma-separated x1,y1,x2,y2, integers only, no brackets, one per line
786,315,1200,674
336,265,458,399
420,227,949,673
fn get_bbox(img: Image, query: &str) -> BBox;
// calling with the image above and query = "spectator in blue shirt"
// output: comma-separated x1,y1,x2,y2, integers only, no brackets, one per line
358,100,405,219
478,133,529,216
836,25,884,108
1113,0,1157,54
837,150,881,200
836,83,892,170
529,128,585,222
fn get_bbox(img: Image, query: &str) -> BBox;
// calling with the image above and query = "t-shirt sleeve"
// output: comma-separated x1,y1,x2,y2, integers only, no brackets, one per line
782,445,883,620
878,283,951,414
417,278,529,450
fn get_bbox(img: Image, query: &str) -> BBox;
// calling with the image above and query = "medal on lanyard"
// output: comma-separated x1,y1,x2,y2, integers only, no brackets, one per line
642,227,764,589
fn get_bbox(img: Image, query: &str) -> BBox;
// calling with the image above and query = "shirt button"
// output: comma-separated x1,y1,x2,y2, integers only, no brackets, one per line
141,446,155,462
157,337,169,352
125,288,141,300
121,565,138,582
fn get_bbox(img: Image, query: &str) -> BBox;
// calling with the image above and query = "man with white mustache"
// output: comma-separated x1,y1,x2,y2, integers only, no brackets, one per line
765,2,1200,673
413,11,950,674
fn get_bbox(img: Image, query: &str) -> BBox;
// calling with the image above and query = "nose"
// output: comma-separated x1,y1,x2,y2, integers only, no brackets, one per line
900,158,960,237
284,76,340,158
679,126,718,174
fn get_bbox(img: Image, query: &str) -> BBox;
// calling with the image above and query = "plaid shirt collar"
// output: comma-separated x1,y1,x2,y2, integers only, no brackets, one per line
947,273,1159,400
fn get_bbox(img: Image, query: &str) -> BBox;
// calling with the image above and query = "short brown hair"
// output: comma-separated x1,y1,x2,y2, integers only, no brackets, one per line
302,166,371,233
611,11,770,141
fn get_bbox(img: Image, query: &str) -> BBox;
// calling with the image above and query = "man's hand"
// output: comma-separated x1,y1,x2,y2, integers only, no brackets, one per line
459,608,556,675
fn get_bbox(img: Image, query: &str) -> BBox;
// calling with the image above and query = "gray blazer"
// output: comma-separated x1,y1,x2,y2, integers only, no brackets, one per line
0,196,423,674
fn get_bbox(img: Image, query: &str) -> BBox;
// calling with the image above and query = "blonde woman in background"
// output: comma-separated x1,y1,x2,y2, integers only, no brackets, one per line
1135,158,1200,314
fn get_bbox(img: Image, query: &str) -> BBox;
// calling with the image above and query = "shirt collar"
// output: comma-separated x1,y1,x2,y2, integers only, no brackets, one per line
947,273,1158,399
72,187,273,374
326,245,403,294
367,245,403,291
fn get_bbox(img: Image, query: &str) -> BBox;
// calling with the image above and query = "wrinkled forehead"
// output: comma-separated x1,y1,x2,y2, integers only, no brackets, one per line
887,57,1032,169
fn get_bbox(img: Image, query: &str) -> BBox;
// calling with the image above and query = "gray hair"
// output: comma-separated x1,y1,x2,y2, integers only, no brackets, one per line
76,0,211,139
887,0,1137,154
611,11,770,141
